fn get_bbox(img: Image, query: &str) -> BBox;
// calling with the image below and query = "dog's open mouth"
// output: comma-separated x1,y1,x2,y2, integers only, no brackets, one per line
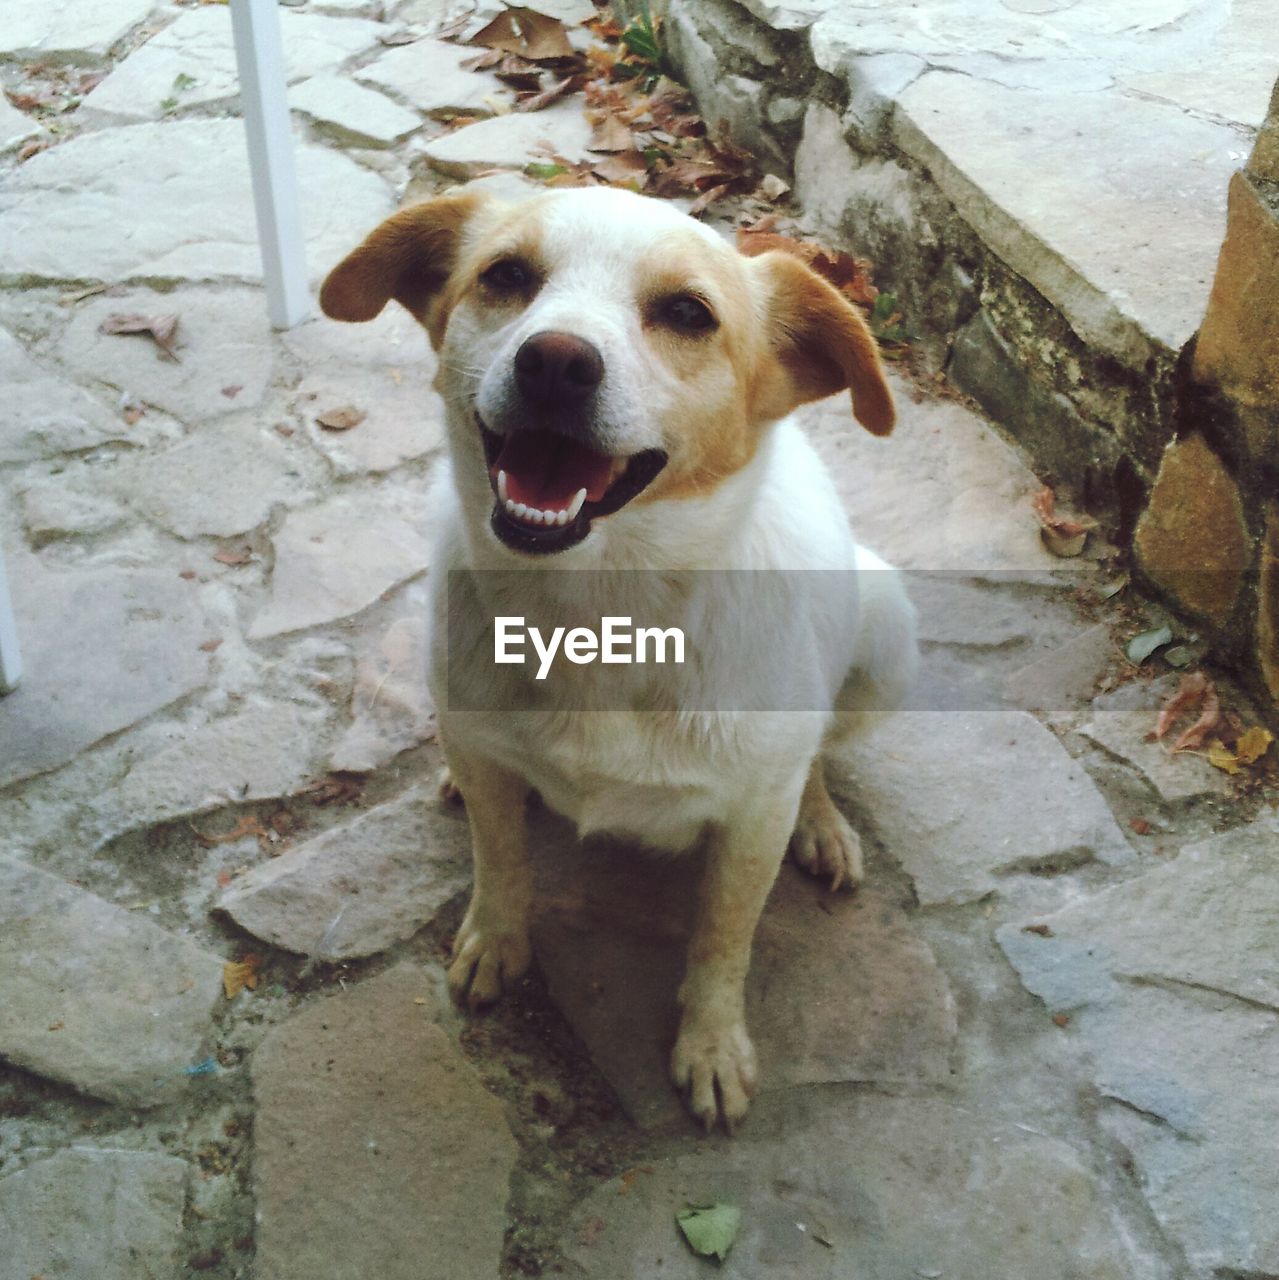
479,422,667,554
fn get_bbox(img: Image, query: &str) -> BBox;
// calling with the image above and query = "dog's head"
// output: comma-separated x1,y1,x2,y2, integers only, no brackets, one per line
321,187,893,556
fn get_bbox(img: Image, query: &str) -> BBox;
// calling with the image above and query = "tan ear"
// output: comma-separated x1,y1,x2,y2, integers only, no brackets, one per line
752,251,895,436
319,191,489,345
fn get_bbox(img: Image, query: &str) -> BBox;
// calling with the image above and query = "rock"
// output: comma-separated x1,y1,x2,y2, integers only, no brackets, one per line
1003,623,1114,721
95,414,316,539
892,72,1238,364
0,553,208,789
294,360,445,475
801,372,1064,575
0,95,39,153
17,473,125,542
1080,677,1229,803
998,818,1279,1015
253,964,517,1280
1260,502,1279,704
290,74,423,147
0,855,224,1105
0,0,157,61
80,8,383,123
330,583,435,771
55,288,279,425
530,819,955,1129
1134,433,1249,625
1251,77,1279,183
1193,172,1279,463
563,1092,1146,1278
998,823,1279,1277
97,701,332,837
836,710,1133,905
249,486,432,638
0,327,132,463
792,103,859,232
913,573,1045,649
355,38,507,117
0,1149,189,1280
0,119,393,287
419,101,593,176
218,787,470,959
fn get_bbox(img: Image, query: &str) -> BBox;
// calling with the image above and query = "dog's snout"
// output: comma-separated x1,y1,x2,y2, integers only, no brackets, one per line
514,331,603,409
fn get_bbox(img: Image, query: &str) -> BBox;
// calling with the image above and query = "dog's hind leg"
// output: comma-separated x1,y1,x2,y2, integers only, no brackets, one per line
789,758,863,892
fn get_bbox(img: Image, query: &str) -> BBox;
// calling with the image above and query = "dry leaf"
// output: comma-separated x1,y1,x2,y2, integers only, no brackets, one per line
1234,725,1275,765
590,149,648,185
17,137,51,162
315,405,367,431
470,6,574,61
735,227,878,307
1022,923,1054,937
223,954,262,1000
1154,672,1210,740
1173,680,1222,752
213,546,252,566
688,181,730,216
1032,487,1095,558
191,813,268,848
517,74,581,113
98,312,181,361
302,772,367,806
1052,1014,1071,1028
198,638,223,653
588,112,635,152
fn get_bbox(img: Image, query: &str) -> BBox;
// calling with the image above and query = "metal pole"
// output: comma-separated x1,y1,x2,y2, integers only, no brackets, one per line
229,0,310,329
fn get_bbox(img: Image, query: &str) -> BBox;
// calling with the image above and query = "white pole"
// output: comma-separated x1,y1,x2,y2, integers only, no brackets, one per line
229,0,310,330
0,547,22,694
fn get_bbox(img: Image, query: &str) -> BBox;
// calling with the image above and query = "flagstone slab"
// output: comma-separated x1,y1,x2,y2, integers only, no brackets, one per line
249,485,432,638
253,964,517,1280
836,709,1133,905
355,37,508,116
217,787,470,958
0,855,224,1105
0,552,208,790
0,119,394,287
290,74,423,146
0,1149,189,1280
419,100,593,175
0,0,158,62
79,7,383,123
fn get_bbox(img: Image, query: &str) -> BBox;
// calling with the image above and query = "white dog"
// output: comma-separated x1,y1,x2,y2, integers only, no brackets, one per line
321,187,917,1131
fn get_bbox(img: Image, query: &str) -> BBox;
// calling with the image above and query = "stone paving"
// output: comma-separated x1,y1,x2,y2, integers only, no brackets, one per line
0,3,1276,1279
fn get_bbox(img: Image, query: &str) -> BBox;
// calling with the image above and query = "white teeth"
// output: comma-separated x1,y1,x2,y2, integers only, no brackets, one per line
513,502,527,518
497,469,509,504
556,509,569,526
567,487,587,520
501,490,585,528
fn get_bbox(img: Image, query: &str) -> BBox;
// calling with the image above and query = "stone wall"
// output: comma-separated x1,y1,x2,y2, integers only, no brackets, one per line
619,0,1279,714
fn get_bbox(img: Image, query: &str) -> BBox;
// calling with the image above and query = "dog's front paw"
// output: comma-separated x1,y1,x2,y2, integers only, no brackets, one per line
790,803,863,892
671,1015,757,1133
447,904,531,1010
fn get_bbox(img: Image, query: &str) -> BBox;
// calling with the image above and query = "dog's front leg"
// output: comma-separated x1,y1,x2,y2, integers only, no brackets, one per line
672,779,802,1132
445,747,533,1010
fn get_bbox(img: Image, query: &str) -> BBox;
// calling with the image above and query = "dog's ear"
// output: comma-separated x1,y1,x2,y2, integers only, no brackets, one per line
319,192,490,345
750,250,895,436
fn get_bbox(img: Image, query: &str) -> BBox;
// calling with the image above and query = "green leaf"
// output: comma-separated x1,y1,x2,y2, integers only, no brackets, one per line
1126,624,1173,665
173,72,197,92
524,162,567,180
1164,644,1195,669
1095,574,1129,601
676,1203,740,1262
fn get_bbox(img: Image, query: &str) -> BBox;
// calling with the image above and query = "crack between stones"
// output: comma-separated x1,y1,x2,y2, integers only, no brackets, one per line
1118,973,1279,1017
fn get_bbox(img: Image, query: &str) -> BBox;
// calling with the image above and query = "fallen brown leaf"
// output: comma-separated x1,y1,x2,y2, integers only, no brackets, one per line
99,312,181,361
588,111,636,152
1129,818,1152,835
1022,923,1054,937
688,181,731,216
302,771,367,806
213,546,253,566
17,137,51,162
1154,671,1210,741
517,74,582,113
1031,487,1095,558
590,149,648,185
222,954,262,1000
198,638,223,653
470,6,574,61
315,405,367,431
1052,1014,1071,1028
191,813,268,848
735,226,878,307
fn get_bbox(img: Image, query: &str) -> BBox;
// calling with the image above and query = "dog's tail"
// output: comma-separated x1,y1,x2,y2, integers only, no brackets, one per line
827,544,918,746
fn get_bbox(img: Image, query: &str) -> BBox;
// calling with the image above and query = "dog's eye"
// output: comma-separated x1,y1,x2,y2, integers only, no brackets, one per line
481,258,533,292
659,294,717,333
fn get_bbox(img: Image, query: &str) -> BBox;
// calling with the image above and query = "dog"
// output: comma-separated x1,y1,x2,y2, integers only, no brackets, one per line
320,186,917,1131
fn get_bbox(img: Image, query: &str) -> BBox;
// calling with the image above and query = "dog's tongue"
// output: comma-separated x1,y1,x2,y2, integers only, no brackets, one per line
493,430,615,510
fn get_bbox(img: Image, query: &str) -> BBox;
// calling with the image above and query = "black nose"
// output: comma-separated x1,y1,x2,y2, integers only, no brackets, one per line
513,331,603,409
